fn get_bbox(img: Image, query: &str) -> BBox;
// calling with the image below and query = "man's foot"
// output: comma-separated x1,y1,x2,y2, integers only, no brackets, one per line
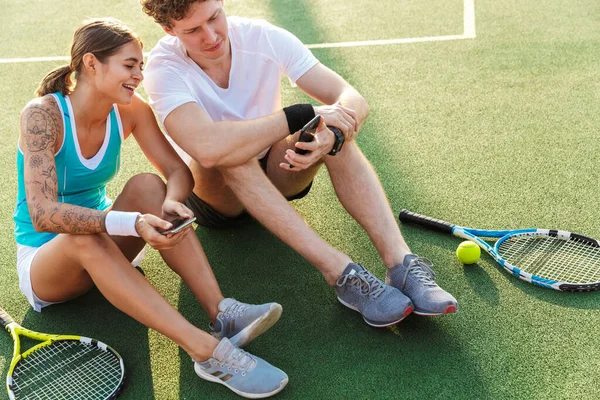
335,263,413,327
210,298,282,347
194,338,288,399
386,255,458,316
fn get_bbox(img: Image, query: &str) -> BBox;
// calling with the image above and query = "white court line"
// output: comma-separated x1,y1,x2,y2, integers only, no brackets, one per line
0,0,475,64
307,34,469,49
463,0,476,38
309,0,476,49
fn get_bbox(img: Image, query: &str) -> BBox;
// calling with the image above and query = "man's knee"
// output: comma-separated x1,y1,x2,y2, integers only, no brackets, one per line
217,158,263,185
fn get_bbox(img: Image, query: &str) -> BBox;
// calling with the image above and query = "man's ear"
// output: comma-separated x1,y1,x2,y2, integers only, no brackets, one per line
162,25,176,37
82,53,97,75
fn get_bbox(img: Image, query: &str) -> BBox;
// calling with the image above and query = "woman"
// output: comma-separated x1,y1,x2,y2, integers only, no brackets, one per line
14,18,287,398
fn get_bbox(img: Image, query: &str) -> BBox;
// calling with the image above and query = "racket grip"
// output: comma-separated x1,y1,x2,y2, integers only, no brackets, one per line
399,209,455,234
0,307,14,328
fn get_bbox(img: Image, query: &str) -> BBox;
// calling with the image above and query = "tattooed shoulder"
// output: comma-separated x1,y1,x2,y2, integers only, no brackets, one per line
20,96,63,154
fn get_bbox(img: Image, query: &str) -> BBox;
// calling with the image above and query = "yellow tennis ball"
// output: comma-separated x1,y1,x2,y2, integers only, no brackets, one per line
456,241,481,264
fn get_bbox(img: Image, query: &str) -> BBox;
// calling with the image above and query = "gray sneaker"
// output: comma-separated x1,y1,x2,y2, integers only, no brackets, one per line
386,255,458,316
210,298,282,347
194,337,288,398
335,263,413,327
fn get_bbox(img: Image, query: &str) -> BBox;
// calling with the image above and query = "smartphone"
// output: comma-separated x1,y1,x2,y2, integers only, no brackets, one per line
295,115,321,155
158,216,196,235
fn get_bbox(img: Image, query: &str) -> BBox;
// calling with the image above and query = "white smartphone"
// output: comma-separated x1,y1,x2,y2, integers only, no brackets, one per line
158,216,196,235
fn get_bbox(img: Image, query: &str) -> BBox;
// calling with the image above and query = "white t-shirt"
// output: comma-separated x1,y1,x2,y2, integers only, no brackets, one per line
143,16,319,163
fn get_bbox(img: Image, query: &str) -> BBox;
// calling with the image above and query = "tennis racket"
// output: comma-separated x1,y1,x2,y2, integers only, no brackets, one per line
399,209,600,292
1,307,125,399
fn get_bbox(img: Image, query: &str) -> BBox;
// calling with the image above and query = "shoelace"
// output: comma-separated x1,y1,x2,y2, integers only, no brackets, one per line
336,266,386,298
219,345,256,374
223,301,249,318
400,257,437,289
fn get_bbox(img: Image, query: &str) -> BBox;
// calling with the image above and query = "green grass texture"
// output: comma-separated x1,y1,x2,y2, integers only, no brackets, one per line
1,0,600,399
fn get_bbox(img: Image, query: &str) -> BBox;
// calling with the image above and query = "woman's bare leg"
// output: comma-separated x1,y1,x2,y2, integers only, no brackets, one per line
109,174,224,321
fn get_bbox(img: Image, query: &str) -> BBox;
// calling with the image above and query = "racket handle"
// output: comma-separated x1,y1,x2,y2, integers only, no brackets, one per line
0,307,14,328
399,209,455,234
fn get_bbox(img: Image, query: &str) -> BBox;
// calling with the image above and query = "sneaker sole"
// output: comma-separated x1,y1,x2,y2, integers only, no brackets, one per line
230,303,283,347
413,304,458,316
384,276,458,317
195,363,288,399
337,297,413,327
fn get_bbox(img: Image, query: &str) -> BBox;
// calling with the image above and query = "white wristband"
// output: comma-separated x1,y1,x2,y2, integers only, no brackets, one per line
105,211,141,237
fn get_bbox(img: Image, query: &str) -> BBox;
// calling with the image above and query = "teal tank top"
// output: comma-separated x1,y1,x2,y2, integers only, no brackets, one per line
14,93,123,247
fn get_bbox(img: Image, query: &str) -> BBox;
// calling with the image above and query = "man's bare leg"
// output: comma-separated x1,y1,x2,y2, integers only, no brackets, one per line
219,159,351,285
323,142,411,268
265,134,409,268
321,142,458,315
190,137,414,325
218,157,414,326
188,137,350,285
264,133,323,198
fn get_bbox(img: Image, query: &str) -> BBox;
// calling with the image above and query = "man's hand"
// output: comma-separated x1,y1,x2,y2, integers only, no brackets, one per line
280,117,335,171
314,104,358,141
135,213,191,250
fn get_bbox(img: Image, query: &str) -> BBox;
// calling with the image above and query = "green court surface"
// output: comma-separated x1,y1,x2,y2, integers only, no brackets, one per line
1,0,600,399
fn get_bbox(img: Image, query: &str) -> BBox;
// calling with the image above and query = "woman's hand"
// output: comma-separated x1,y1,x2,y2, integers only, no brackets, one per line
161,199,193,220
135,213,192,250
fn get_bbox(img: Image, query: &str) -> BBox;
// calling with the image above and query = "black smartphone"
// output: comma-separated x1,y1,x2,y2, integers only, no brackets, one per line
157,216,196,235
295,115,321,155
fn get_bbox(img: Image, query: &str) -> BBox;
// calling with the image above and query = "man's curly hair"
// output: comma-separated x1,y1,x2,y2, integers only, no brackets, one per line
140,0,209,27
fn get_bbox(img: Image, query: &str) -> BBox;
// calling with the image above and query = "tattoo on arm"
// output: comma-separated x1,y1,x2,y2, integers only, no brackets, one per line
28,154,44,169
25,152,57,202
47,205,107,234
39,164,57,199
22,99,107,235
27,189,108,234
24,106,59,153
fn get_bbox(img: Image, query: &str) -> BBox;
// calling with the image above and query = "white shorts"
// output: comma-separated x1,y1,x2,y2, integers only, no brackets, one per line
17,243,56,312
16,241,147,313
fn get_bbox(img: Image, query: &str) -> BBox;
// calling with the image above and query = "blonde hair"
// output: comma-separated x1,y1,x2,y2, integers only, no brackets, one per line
35,18,143,97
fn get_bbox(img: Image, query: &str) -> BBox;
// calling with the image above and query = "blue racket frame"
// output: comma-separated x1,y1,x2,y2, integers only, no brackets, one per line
451,227,559,289
399,209,600,292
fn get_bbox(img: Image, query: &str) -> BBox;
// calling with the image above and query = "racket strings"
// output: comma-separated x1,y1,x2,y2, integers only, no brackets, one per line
12,340,122,399
498,235,600,283
39,352,119,400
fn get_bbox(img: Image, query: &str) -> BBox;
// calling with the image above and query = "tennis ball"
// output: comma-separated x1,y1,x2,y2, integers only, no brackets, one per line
456,241,481,264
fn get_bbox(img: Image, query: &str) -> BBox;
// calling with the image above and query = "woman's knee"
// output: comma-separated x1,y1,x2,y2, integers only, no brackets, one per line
69,233,113,255
124,173,166,195
115,173,166,212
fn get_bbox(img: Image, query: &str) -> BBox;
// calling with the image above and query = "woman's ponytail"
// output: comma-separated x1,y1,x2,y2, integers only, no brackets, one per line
35,65,73,97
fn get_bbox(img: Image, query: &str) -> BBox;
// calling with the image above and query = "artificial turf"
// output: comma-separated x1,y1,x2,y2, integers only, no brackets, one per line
1,0,599,398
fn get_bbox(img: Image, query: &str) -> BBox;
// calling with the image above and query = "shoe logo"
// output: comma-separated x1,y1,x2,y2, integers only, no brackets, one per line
225,320,235,335
211,371,233,382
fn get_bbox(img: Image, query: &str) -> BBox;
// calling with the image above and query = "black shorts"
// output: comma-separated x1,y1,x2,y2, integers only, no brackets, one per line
185,151,313,228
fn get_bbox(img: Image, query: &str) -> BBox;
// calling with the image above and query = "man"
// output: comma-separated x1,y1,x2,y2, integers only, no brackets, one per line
141,0,457,329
